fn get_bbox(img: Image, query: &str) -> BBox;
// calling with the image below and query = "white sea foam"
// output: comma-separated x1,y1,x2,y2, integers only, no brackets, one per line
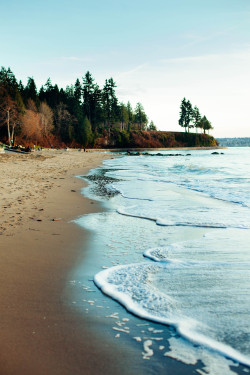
94,263,250,367
79,148,250,372
164,337,239,375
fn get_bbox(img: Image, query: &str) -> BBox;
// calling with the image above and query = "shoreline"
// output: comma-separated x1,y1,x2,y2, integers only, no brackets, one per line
84,146,226,152
71,154,250,375
0,150,132,375
0,150,248,375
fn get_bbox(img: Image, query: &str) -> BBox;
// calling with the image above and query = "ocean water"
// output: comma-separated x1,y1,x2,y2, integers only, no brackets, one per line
76,147,250,374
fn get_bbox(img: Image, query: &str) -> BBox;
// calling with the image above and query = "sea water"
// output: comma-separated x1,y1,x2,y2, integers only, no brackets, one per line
76,147,250,374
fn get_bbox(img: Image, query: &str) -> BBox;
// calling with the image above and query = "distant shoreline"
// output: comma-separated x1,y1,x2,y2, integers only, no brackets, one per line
88,146,226,152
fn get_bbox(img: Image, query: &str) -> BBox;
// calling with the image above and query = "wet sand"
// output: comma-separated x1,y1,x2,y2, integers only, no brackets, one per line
0,150,131,375
0,149,247,375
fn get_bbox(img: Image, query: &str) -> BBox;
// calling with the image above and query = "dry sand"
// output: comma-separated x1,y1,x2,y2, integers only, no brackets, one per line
0,149,133,375
1,149,247,375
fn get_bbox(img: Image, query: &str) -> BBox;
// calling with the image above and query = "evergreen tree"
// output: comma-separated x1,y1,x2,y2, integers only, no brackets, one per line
24,77,39,107
102,78,119,130
192,105,202,133
18,80,24,95
74,78,82,104
186,100,194,132
44,78,53,92
0,67,18,94
80,116,92,147
148,120,157,131
24,77,37,101
126,101,134,130
40,78,61,108
179,97,187,131
134,102,148,130
91,84,102,131
179,98,193,132
200,116,213,134
82,71,94,123
119,103,129,131
0,66,152,147
54,103,74,143
82,72,103,132
39,86,46,102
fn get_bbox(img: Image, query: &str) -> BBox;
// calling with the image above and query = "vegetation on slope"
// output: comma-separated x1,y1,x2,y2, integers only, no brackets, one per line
0,67,216,149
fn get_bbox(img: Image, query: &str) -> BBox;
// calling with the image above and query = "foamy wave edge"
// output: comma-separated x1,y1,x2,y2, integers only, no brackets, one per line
117,208,249,229
94,264,250,368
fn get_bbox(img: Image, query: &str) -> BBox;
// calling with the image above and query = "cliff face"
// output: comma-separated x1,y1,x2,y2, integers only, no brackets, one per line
95,130,219,149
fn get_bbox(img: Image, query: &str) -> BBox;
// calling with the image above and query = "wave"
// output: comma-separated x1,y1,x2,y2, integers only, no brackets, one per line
94,263,250,367
168,163,222,176
109,184,153,201
117,207,249,229
143,248,250,268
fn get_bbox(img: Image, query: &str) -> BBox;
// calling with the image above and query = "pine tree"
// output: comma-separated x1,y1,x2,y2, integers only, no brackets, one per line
24,77,39,108
186,100,193,133
126,101,134,130
192,105,202,133
25,77,37,101
119,103,129,131
200,116,213,134
179,98,193,132
134,102,148,130
179,97,187,132
82,71,95,123
82,72,102,132
74,78,82,104
81,116,92,147
0,67,18,97
102,78,119,130
148,120,157,131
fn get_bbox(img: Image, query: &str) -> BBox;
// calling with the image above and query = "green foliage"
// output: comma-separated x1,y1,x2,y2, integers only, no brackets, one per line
74,78,82,103
148,120,157,131
134,102,148,130
179,98,194,132
193,105,201,131
0,67,18,97
0,65,216,149
24,77,37,102
119,103,129,130
200,116,213,134
179,98,213,135
80,116,93,147
102,77,119,129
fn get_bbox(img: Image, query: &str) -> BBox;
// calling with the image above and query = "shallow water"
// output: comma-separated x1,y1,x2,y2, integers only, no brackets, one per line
76,147,250,374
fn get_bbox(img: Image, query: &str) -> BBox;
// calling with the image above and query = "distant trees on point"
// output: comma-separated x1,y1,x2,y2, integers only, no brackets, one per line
179,97,213,134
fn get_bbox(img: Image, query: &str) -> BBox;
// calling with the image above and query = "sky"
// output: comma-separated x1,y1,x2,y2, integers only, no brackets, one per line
0,0,249,138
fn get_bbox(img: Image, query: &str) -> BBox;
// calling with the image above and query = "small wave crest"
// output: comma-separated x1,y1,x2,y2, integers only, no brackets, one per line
94,263,250,367
117,207,249,229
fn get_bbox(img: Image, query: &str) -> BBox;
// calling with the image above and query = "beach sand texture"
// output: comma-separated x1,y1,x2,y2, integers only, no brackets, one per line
0,150,134,375
1,149,247,375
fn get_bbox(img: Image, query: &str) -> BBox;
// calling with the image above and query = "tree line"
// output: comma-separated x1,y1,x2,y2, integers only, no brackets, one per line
0,67,156,147
178,97,213,134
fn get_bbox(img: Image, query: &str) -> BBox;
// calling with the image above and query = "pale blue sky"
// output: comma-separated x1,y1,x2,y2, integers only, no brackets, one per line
1,0,249,137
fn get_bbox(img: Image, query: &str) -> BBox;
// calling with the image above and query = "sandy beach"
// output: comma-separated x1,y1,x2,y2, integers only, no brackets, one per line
0,149,197,375
1,149,248,375
0,149,134,375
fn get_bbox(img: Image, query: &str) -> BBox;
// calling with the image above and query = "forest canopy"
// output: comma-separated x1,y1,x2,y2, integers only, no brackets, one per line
0,67,151,148
0,67,216,149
